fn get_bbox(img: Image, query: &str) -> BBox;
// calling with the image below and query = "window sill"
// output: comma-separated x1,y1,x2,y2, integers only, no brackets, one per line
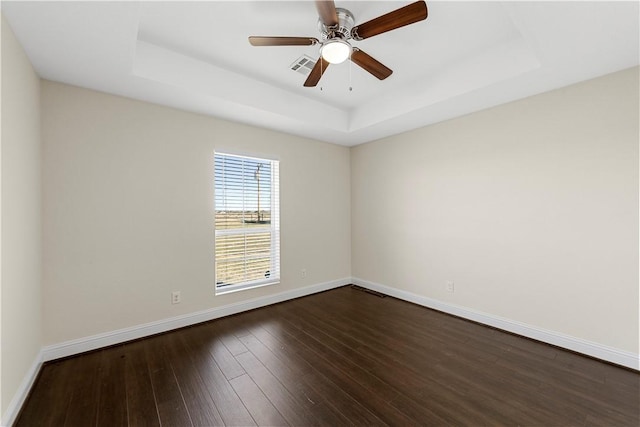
215,279,280,296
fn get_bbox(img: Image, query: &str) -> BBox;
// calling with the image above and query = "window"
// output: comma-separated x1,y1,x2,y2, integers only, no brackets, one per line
214,152,280,294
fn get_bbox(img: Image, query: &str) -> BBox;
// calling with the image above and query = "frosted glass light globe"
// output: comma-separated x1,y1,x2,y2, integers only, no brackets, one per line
321,40,351,64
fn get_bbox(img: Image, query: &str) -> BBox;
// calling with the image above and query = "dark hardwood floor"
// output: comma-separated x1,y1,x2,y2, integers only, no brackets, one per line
16,286,639,426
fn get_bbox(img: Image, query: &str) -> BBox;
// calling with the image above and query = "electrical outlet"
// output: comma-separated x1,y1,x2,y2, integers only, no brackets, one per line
301,269,307,279
171,291,181,304
446,281,455,293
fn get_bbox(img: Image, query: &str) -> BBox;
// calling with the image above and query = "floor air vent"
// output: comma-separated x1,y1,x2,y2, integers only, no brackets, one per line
351,285,387,298
290,55,316,76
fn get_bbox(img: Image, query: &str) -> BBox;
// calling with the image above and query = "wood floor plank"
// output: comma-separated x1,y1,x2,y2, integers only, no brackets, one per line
251,308,425,425
302,369,387,426
209,320,250,356
164,332,226,426
289,295,444,375
276,303,431,392
123,341,161,427
280,319,447,425
237,329,353,426
62,349,103,426
186,324,247,380
430,355,553,425
15,286,640,426
96,346,128,427
14,359,73,426
236,314,367,425
235,350,317,426
144,336,194,427
218,333,250,356
229,374,289,426
177,332,257,426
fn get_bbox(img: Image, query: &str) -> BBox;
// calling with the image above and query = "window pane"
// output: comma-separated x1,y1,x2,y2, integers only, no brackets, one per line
214,152,279,293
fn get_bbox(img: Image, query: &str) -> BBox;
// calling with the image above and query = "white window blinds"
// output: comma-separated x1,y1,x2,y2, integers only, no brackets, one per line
214,152,280,294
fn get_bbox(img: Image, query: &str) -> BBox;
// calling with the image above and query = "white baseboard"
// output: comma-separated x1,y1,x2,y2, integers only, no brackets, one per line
42,277,349,362
1,351,43,427
352,277,639,371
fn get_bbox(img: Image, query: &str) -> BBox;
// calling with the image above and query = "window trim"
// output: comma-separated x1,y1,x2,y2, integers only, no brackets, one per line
214,152,280,295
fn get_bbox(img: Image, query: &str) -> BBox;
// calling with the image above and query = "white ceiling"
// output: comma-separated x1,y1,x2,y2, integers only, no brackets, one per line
3,1,639,146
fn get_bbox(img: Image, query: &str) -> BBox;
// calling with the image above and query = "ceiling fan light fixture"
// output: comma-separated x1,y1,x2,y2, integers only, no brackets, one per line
321,39,351,64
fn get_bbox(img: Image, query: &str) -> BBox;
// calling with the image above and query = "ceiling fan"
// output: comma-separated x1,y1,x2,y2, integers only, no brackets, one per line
248,0,428,87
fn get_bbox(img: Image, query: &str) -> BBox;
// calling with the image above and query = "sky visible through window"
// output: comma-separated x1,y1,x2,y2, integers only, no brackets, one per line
215,155,272,214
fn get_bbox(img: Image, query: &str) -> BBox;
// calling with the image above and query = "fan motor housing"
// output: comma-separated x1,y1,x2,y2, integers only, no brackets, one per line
318,7,355,41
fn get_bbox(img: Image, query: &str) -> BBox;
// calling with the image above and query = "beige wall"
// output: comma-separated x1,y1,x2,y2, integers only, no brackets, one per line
41,81,351,345
1,16,43,416
352,67,639,353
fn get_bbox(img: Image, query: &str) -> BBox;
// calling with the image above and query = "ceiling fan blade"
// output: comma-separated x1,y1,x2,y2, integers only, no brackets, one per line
351,1,428,40
248,36,319,46
315,0,338,27
351,49,392,80
304,58,329,87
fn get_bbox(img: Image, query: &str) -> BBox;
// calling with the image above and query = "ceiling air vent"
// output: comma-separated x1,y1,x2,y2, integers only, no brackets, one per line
290,55,316,76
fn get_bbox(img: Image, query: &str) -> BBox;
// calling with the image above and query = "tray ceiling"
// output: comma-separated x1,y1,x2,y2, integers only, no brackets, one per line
3,1,638,146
